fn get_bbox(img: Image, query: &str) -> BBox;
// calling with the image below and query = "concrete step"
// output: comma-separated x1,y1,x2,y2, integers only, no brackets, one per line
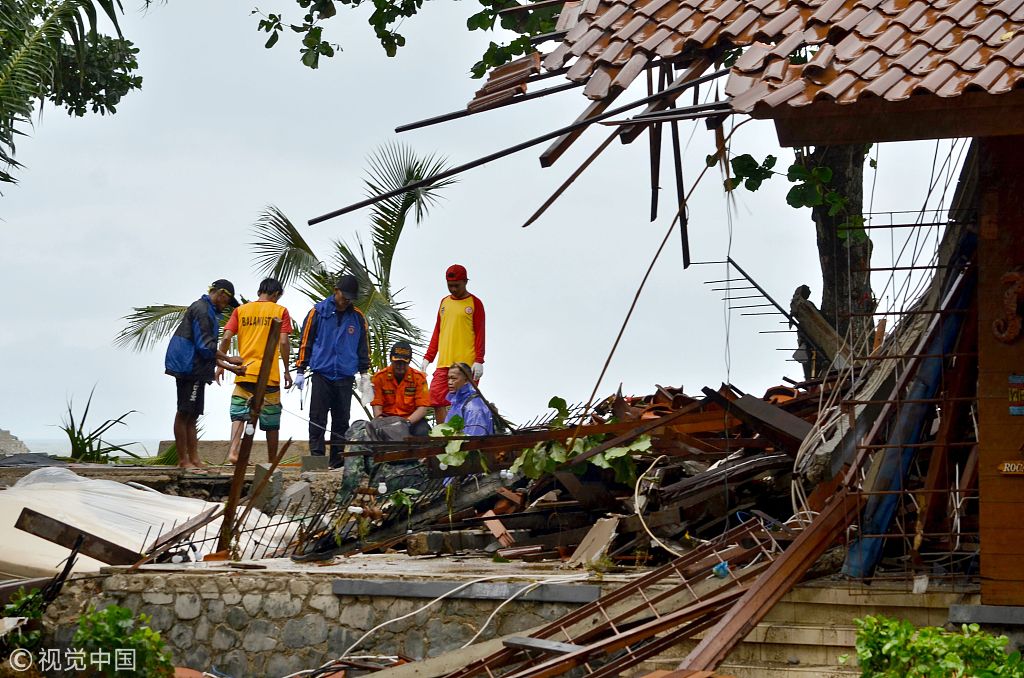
633,582,979,675
656,621,857,666
634,658,859,678
762,583,977,628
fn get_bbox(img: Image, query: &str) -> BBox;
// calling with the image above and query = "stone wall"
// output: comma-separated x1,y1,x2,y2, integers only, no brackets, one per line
0,428,30,455
46,571,579,677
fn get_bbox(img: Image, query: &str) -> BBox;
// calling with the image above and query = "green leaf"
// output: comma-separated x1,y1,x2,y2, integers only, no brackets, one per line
265,30,280,48
705,153,719,167
811,166,833,183
786,183,818,208
729,153,759,177
548,395,568,414
627,435,652,452
603,445,629,460
786,163,812,181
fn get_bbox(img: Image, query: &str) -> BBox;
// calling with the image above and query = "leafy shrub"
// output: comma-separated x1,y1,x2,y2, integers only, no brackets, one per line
73,605,173,677
855,614,1024,677
1,587,45,657
59,386,142,463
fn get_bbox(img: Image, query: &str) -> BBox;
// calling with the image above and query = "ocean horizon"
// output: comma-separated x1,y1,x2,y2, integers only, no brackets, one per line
19,438,165,459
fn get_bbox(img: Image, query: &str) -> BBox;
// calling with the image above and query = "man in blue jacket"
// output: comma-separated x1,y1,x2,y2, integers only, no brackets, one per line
164,279,245,471
295,274,371,468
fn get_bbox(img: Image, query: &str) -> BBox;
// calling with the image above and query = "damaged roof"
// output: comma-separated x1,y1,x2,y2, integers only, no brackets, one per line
474,0,1024,146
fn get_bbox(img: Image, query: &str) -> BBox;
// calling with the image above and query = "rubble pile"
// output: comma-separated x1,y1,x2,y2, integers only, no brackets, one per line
291,379,841,568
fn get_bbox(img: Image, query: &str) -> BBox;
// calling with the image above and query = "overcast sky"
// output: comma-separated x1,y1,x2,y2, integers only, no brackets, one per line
1,2,965,450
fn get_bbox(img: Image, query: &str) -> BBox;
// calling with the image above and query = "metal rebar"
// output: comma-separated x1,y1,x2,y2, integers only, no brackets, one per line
310,68,730,225
396,81,582,133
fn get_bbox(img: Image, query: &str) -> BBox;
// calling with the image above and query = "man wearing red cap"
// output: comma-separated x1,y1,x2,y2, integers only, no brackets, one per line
420,264,485,422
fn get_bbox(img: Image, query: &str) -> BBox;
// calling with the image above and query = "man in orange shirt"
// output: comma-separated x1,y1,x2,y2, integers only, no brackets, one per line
216,277,293,465
420,264,485,422
370,341,431,436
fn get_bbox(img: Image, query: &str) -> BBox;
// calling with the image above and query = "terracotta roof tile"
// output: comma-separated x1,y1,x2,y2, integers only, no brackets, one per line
756,5,804,39
808,0,849,25
914,60,959,92
504,0,1024,121
969,13,1011,43
945,36,987,69
734,41,773,70
996,33,1024,62
802,42,838,80
708,0,744,20
936,68,977,95
861,64,909,96
832,6,872,35
914,18,957,48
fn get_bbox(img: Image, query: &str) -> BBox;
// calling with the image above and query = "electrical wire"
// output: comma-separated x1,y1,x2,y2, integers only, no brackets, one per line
633,454,687,557
458,573,592,648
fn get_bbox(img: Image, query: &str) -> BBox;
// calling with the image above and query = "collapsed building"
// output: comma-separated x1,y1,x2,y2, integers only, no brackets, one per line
3,0,1024,676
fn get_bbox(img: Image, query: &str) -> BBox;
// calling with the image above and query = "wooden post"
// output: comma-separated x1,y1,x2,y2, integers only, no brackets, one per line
977,137,1024,605
217,317,282,553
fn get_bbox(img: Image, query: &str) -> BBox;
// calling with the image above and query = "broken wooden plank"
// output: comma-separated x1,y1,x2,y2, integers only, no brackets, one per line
146,506,220,553
554,471,620,510
618,506,681,534
15,507,139,565
480,510,516,548
673,489,861,672
564,517,619,568
701,388,811,452
503,637,583,654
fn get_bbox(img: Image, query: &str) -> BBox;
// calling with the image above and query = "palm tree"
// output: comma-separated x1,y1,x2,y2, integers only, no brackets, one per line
1,0,125,185
115,143,454,369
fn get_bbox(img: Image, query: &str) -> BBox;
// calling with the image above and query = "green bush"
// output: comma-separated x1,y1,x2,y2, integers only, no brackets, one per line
855,614,1024,677
73,605,173,677
1,587,45,657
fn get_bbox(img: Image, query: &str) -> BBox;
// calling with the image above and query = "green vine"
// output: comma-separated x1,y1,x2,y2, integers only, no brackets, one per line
712,151,869,243
431,415,467,468
388,487,420,527
1,587,45,656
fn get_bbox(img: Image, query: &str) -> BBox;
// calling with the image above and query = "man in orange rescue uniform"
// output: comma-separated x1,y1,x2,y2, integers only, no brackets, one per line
420,264,485,422
370,341,431,436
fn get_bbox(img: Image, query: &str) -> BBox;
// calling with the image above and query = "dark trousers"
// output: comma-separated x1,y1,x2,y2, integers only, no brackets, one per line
308,373,354,467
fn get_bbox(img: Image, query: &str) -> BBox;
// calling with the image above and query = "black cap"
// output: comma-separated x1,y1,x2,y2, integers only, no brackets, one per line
334,274,359,301
211,279,240,308
390,341,413,363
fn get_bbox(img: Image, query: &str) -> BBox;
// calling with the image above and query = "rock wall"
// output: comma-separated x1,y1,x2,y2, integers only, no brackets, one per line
0,428,30,455
47,571,579,677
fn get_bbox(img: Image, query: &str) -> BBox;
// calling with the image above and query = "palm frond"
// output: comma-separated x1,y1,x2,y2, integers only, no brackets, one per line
0,0,126,185
250,205,324,287
364,142,456,281
113,304,186,352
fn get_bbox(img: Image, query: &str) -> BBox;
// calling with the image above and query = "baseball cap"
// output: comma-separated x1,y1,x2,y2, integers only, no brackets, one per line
390,341,413,363
446,264,468,282
210,279,240,308
334,274,360,301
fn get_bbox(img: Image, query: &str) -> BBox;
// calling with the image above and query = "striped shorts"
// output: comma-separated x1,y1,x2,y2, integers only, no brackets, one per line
230,385,282,431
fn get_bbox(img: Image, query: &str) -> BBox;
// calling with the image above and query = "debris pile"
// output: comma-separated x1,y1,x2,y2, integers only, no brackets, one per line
288,379,835,568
